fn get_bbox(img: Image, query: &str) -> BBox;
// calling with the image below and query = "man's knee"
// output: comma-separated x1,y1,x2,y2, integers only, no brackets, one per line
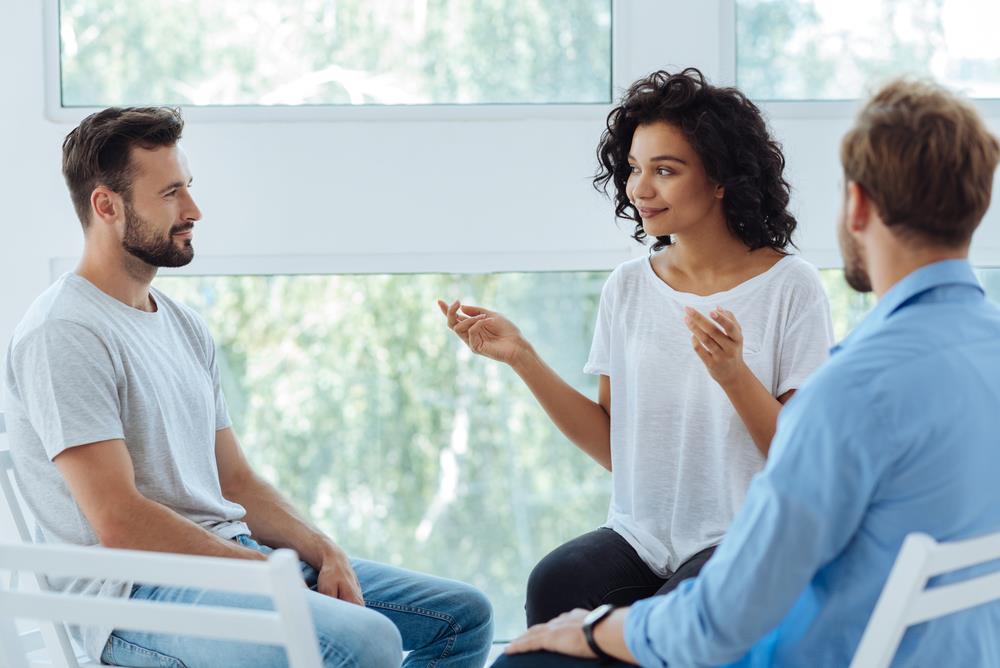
316,606,402,668
456,583,495,636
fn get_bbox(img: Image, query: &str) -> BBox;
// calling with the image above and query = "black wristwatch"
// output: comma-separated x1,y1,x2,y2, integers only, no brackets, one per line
582,603,617,663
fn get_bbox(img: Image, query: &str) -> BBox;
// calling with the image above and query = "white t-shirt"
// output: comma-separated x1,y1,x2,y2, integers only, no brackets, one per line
584,254,834,576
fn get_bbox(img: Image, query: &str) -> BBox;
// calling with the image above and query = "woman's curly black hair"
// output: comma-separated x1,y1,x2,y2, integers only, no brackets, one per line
594,68,796,252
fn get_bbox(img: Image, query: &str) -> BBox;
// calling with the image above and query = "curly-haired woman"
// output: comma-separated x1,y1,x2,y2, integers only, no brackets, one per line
439,68,834,625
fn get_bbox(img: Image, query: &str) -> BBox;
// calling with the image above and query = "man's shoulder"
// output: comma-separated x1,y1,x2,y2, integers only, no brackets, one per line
10,275,108,351
150,286,213,343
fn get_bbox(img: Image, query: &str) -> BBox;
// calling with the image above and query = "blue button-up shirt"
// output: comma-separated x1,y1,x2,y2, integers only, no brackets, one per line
625,260,1000,666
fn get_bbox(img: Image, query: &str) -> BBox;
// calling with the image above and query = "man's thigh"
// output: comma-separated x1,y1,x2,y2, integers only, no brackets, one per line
103,582,402,668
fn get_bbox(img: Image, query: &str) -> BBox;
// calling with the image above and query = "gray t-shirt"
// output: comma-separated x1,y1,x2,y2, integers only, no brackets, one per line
3,272,249,660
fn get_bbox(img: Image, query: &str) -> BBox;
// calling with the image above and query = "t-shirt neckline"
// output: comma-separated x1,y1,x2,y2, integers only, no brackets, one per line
643,253,795,303
67,272,161,318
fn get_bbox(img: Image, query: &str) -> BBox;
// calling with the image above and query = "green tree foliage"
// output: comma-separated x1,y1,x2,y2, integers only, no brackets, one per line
60,0,611,106
157,271,611,639
735,0,982,100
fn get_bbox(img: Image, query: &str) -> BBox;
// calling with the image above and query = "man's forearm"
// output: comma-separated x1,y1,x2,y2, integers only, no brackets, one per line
101,495,265,561
595,609,639,664
223,472,333,568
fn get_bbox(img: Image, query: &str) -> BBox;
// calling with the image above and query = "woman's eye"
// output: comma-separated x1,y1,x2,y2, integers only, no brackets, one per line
657,167,673,176
628,165,639,175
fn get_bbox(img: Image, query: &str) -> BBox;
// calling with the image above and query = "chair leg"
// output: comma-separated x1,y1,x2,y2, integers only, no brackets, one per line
0,616,31,668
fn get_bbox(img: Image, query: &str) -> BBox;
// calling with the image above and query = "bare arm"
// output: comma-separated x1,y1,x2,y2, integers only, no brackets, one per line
215,427,363,604
685,307,794,456
53,439,265,561
439,300,613,470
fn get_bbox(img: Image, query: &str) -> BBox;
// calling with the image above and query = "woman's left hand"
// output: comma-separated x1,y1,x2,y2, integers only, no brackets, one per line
684,306,749,389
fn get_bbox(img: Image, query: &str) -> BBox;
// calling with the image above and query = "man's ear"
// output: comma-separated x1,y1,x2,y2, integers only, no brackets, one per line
90,187,122,226
845,181,872,234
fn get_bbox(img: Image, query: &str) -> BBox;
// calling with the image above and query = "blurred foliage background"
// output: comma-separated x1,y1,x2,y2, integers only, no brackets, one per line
60,0,612,106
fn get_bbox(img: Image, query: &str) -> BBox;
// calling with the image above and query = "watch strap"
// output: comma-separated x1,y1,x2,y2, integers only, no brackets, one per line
582,604,616,663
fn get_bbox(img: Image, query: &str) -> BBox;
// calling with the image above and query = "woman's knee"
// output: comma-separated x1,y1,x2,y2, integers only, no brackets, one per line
525,549,585,625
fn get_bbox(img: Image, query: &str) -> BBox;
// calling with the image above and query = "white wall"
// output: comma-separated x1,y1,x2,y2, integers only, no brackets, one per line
2,0,1000,385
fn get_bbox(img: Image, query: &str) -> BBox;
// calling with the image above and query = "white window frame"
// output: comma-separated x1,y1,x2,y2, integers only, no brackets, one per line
718,0,1000,119
43,0,629,124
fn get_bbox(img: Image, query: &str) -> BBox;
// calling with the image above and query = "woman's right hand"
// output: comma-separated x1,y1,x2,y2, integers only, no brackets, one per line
437,299,528,366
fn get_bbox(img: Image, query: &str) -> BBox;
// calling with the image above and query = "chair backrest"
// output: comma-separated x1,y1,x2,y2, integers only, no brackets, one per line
1,411,86,667
850,531,1000,668
0,542,323,668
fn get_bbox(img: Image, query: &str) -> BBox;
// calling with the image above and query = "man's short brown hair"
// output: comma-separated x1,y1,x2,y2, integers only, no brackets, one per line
841,79,1000,247
62,106,184,228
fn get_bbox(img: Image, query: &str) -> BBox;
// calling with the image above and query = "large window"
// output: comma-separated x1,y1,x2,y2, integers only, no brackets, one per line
736,0,1000,100
155,266,1000,637
156,271,610,641
57,0,613,107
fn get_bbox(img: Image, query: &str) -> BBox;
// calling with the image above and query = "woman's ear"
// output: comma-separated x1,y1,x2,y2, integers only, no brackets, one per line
715,183,725,199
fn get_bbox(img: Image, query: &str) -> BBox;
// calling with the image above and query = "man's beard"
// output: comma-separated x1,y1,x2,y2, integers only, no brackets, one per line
122,202,194,268
838,213,872,293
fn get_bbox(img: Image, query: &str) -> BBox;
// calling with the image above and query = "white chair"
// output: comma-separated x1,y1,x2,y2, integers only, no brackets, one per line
850,530,1000,668
0,412,323,668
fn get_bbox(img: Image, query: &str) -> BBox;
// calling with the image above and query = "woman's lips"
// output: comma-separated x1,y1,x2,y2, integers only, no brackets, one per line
638,207,667,219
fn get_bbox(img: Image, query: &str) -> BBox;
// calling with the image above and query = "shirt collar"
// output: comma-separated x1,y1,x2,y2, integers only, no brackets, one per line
831,259,983,355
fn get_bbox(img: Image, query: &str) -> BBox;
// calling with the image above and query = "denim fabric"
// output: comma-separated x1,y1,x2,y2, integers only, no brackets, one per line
101,536,493,668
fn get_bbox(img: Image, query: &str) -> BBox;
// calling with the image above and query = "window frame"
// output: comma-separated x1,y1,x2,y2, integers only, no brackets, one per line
43,0,624,123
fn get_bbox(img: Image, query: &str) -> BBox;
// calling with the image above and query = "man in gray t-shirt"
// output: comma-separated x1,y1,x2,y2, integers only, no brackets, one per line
4,107,492,667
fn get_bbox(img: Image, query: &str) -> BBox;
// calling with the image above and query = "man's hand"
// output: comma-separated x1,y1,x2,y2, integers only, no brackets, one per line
505,609,597,658
315,543,364,605
684,306,750,388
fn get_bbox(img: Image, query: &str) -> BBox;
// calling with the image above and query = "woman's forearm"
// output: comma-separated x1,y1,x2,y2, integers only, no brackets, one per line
721,365,785,456
511,344,613,470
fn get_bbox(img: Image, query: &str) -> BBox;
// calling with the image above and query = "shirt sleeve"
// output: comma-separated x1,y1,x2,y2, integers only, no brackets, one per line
775,280,835,398
9,319,125,460
583,271,616,376
623,367,890,666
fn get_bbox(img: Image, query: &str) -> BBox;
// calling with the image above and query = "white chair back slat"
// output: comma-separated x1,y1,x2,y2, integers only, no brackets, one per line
0,539,322,668
924,531,1000,575
906,570,1000,627
0,450,34,544
0,589,288,645
1,542,276,594
850,531,1000,668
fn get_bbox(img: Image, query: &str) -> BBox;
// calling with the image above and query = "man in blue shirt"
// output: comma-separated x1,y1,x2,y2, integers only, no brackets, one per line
496,81,1000,666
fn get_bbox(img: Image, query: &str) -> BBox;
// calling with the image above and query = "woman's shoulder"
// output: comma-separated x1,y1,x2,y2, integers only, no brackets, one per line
604,255,651,288
770,254,826,294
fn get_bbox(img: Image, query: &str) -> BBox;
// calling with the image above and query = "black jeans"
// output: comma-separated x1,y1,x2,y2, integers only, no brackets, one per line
494,528,716,668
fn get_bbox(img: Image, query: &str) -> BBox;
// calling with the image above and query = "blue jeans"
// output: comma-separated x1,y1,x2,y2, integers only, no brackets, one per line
101,536,494,668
